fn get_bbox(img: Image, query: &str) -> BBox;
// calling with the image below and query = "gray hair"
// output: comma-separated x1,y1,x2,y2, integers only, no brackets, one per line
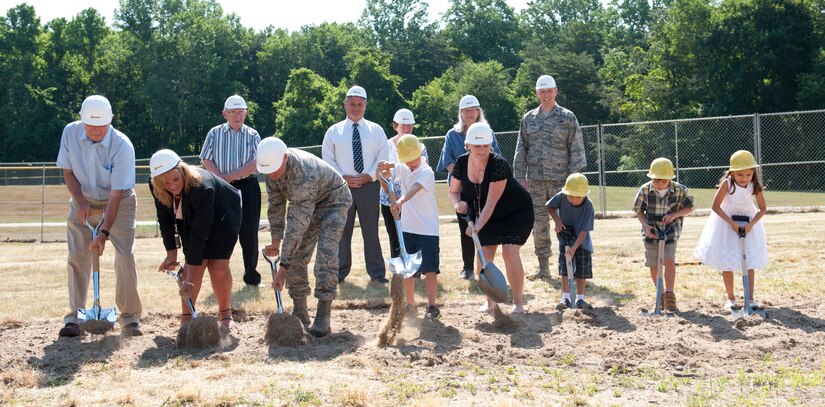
453,106,488,133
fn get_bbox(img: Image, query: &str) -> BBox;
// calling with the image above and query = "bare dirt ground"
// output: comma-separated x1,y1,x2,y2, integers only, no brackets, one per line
2,213,824,405
3,298,825,406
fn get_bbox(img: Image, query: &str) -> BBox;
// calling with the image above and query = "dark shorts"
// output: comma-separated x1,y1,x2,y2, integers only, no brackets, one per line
403,232,440,274
557,246,593,279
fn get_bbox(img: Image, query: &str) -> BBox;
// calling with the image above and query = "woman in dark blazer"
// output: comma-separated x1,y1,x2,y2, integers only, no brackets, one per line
149,149,242,331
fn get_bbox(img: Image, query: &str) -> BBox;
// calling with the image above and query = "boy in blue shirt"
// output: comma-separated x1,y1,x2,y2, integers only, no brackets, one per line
546,173,595,310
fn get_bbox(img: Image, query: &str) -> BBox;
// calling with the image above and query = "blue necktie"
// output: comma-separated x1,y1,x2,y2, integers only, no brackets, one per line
352,123,364,173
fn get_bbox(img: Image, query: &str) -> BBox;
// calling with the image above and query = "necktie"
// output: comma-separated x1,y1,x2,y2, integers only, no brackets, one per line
352,123,364,173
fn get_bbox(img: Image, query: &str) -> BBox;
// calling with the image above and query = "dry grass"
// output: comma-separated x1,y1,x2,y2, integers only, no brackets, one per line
0,211,823,405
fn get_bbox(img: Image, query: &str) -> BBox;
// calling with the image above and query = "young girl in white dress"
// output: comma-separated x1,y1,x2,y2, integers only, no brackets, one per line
693,150,768,310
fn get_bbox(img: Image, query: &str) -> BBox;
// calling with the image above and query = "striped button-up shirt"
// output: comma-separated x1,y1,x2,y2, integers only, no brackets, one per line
199,123,261,175
632,180,695,242
56,121,135,200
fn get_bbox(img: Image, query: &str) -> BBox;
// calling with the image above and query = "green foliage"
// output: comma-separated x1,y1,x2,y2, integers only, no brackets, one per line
273,68,338,147
443,0,522,69
0,0,824,164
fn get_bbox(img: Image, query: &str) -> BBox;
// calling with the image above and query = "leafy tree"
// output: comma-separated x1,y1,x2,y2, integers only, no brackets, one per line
443,0,522,69
273,68,338,146
344,47,406,133
411,59,518,138
514,43,607,125
360,0,457,97
291,23,372,85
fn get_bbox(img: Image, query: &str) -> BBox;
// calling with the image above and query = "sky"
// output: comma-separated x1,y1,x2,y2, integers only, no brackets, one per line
0,0,531,32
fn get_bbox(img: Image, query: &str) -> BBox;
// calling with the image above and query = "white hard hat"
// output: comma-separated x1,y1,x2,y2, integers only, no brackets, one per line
224,95,247,109
346,85,367,99
257,137,288,174
466,122,494,145
535,75,557,90
393,108,415,125
150,149,182,178
459,95,480,109
79,95,114,126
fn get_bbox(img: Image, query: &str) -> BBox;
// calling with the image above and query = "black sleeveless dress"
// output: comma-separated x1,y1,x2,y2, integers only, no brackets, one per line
452,153,534,246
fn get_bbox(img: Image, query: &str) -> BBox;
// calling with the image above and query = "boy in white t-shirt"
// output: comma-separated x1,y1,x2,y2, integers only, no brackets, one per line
377,134,441,319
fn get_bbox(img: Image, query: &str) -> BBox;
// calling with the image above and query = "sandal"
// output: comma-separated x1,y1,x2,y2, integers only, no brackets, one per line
219,308,234,333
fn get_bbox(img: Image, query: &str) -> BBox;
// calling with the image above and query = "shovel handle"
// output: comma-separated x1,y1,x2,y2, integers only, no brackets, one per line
165,268,198,318
467,219,487,267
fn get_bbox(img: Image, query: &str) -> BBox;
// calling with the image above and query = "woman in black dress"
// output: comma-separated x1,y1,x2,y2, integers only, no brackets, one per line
447,123,533,314
149,149,242,332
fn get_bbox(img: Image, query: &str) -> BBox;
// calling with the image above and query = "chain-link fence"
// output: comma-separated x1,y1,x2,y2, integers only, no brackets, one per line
2,110,824,241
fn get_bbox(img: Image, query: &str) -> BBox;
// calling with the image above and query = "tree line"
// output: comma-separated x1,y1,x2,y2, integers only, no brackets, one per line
1,0,824,163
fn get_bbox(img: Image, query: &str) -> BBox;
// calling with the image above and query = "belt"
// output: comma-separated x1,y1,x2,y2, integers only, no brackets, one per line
231,174,258,184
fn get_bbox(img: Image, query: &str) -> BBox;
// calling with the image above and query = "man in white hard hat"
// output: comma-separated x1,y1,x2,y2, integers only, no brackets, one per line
514,75,587,281
200,95,263,286
55,95,143,337
259,137,352,337
322,85,390,284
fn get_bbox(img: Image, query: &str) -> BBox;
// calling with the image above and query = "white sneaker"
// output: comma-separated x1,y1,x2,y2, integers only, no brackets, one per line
748,300,762,309
723,299,736,310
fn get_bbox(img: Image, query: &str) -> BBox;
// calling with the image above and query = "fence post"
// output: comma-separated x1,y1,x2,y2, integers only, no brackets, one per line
597,123,606,217
674,122,680,183
753,113,763,180
40,165,46,243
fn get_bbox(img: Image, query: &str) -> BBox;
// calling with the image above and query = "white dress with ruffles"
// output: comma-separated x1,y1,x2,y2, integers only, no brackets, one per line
693,179,768,272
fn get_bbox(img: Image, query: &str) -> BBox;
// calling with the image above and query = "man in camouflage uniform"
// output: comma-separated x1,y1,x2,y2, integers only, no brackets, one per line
258,137,352,338
514,75,587,281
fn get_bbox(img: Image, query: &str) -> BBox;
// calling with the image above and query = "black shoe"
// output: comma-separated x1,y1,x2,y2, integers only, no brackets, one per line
59,323,80,337
243,270,262,286
575,299,593,310
425,305,441,320
556,299,571,311
458,269,475,280
371,277,389,284
121,322,143,337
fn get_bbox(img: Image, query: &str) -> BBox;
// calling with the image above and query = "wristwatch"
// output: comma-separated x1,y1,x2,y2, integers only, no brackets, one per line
100,229,111,238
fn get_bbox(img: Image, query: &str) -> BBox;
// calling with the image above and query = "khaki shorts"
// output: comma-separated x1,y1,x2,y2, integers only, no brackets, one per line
644,240,677,267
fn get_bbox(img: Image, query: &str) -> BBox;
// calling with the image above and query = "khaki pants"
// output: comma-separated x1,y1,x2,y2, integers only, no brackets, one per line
64,192,142,326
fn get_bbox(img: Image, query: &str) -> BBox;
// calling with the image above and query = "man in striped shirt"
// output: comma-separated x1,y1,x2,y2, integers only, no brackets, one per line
200,95,263,286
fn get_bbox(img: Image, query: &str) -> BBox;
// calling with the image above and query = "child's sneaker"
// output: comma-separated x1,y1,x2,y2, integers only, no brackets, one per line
556,298,571,311
575,299,593,310
404,304,417,319
723,299,736,310
424,305,440,320
748,300,762,310
663,292,678,312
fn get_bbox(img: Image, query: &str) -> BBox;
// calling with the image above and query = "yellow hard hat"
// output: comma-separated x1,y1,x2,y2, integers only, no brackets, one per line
647,157,675,179
396,134,424,163
729,150,759,171
561,173,590,197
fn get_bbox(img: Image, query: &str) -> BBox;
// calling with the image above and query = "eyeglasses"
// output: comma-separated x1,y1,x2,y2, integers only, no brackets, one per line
225,109,247,117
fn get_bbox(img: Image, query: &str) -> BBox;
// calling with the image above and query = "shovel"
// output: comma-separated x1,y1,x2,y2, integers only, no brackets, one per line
729,215,766,318
261,250,285,314
261,249,306,346
166,266,220,348
378,165,422,278
641,225,672,317
558,228,577,309
165,267,199,319
77,212,118,329
467,217,509,303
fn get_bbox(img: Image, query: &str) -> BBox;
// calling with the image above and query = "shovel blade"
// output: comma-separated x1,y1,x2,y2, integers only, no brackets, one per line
478,263,508,303
78,306,118,323
388,250,422,278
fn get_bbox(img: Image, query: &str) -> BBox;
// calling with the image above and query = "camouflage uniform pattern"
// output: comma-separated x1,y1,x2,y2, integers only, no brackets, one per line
514,105,587,258
266,149,352,301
